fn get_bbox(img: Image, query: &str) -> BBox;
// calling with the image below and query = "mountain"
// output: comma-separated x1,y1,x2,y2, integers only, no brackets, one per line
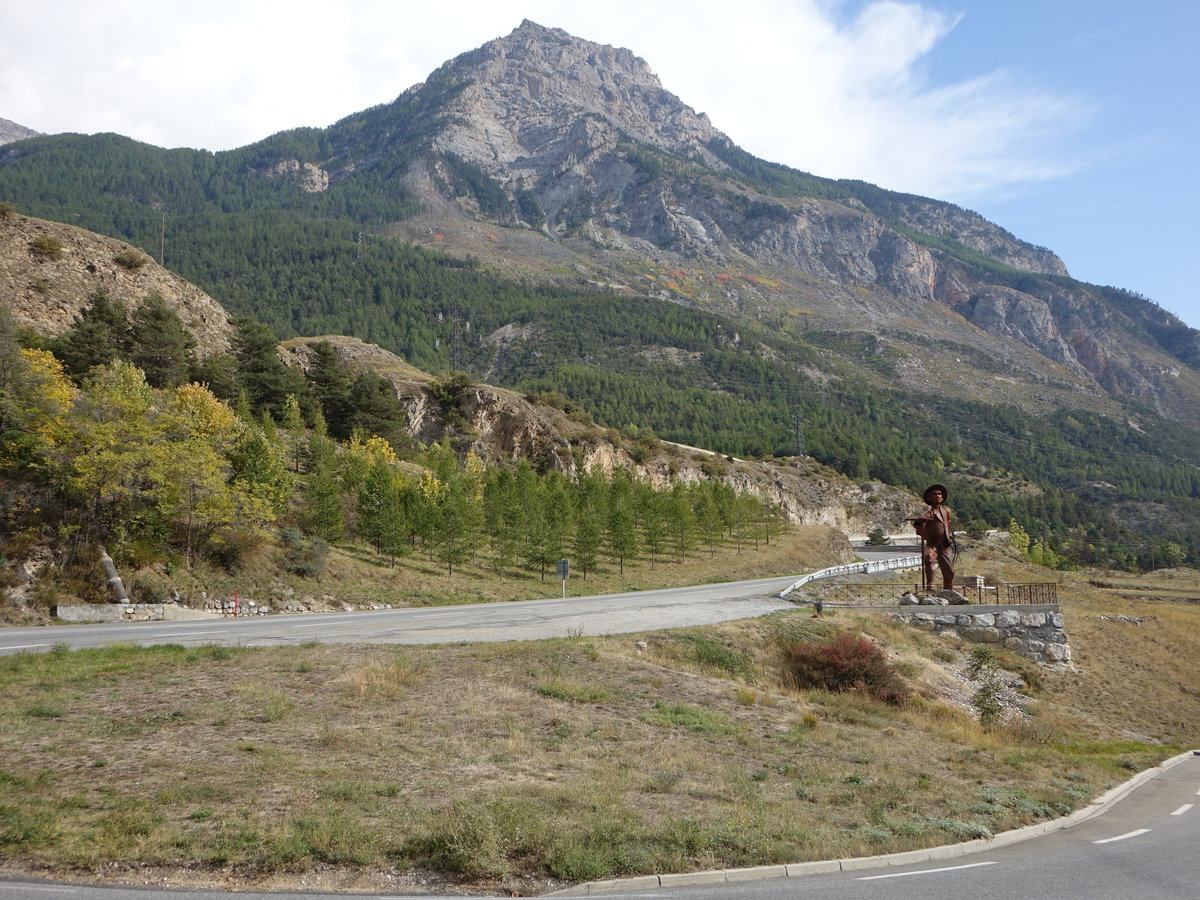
2,21,1200,565
367,21,1200,422
5,21,1194,423
0,118,41,146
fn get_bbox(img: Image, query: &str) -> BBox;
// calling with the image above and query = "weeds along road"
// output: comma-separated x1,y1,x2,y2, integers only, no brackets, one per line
558,752,1200,900
0,574,807,655
1,753,1197,899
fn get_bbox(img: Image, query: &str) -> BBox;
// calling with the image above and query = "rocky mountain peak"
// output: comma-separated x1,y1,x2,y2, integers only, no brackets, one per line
424,19,727,183
0,117,41,146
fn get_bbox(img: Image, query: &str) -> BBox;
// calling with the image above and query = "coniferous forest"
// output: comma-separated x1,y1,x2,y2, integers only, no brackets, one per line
3,120,1200,574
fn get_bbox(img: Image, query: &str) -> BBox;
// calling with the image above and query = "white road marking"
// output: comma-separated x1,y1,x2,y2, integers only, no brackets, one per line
150,631,227,639
856,861,998,880
1171,803,1193,816
0,644,50,651
1094,828,1152,844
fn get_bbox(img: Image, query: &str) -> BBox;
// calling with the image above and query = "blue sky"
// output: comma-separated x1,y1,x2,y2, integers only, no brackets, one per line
915,1,1199,325
2,1,1196,326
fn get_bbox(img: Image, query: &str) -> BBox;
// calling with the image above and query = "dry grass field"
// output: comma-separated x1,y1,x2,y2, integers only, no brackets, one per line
1,539,1198,896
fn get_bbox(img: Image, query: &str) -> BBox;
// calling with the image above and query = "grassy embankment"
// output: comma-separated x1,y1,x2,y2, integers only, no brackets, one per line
2,535,1199,896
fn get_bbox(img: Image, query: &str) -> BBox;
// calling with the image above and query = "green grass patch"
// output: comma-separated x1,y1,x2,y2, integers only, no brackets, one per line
536,680,611,704
641,701,738,735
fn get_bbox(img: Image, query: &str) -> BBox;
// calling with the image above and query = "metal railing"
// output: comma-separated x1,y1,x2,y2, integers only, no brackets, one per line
809,581,1057,607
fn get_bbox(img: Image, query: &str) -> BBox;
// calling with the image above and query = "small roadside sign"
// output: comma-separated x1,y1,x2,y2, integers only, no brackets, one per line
556,558,570,597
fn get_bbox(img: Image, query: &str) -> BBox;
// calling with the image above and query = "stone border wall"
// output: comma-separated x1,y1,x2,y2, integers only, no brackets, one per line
53,603,218,623
887,604,1071,665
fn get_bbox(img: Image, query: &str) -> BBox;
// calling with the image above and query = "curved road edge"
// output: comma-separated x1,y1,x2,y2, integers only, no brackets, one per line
551,749,1200,896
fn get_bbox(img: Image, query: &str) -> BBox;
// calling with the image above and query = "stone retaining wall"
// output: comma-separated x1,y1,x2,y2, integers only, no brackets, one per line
53,603,219,623
887,604,1071,665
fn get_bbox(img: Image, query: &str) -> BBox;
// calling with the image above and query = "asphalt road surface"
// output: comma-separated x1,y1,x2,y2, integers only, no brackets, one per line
0,574,807,655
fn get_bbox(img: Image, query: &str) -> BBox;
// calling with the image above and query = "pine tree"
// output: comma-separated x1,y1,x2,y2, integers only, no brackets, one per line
484,465,521,578
51,288,130,380
306,340,352,437
300,412,344,541
280,393,306,473
128,292,195,388
345,371,407,449
606,470,639,575
572,470,607,579
231,318,305,421
668,483,695,562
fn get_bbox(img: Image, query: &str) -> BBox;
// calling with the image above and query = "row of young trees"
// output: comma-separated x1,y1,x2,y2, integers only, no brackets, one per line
296,432,785,579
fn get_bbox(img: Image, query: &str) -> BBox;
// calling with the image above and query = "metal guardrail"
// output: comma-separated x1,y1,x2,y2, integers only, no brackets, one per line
779,555,922,597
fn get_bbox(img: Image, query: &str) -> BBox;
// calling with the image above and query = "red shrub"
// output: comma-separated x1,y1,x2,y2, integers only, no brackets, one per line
779,632,909,706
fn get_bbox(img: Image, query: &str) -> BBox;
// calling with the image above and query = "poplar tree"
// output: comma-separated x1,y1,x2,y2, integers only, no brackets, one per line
606,470,638,574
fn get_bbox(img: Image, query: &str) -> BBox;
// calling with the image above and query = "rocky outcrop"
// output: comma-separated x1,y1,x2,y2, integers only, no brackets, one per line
749,199,938,301
0,117,41,146
280,335,917,537
265,158,329,193
0,213,232,357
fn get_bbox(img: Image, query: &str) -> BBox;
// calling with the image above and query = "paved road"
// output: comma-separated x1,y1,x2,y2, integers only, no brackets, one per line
0,574,806,655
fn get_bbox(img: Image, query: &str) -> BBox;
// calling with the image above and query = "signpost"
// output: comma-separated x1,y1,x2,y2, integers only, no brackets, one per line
556,558,570,598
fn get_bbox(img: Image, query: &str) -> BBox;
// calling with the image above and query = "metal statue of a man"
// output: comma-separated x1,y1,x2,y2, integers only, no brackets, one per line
908,484,955,590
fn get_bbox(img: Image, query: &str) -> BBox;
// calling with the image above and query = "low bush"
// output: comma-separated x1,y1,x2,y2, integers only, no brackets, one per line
280,527,329,577
778,631,910,705
114,248,150,270
30,235,63,260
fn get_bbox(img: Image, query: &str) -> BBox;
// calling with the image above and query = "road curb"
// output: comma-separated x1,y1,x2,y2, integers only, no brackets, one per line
549,749,1197,896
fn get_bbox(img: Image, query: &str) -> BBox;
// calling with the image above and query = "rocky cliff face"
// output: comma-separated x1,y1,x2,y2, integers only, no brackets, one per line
0,212,232,357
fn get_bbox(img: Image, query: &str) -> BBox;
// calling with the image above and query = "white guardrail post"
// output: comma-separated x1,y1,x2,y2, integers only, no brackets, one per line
779,555,923,598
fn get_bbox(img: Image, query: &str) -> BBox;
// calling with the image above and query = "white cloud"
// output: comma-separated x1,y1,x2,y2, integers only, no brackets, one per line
0,0,1091,203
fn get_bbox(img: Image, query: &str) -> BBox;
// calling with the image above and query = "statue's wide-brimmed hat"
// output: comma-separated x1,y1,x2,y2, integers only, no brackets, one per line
923,484,948,503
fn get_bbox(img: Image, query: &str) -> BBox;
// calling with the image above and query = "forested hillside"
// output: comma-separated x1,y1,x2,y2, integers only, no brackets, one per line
2,287,807,617
3,21,1200,572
